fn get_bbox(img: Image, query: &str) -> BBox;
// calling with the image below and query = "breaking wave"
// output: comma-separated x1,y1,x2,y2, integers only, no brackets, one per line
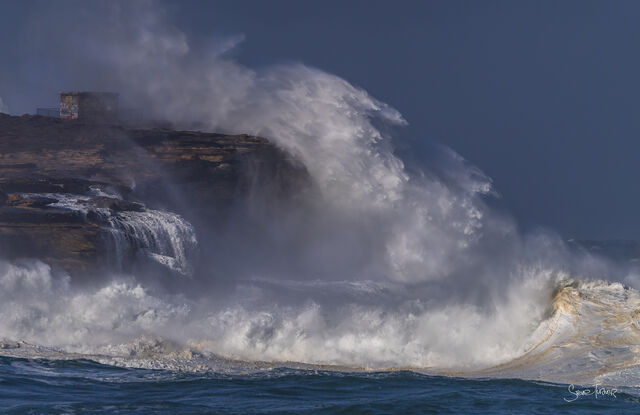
0,0,635,389
0,261,558,370
2,261,640,387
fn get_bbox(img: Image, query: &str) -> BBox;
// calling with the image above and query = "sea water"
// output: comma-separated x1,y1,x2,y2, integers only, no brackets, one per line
1,357,637,414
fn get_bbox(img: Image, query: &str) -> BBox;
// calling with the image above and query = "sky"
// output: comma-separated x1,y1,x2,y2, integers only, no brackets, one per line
1,0,640,240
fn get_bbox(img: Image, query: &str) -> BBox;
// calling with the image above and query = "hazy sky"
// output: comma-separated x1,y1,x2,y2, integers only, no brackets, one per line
1,0,640,240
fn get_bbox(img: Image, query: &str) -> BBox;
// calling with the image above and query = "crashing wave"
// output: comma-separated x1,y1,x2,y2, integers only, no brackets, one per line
1,2,634,391
472,280,640,387
0,260,639,387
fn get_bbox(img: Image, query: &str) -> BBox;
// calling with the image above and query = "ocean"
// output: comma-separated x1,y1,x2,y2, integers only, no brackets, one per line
2,262,640,413
1,7,638,412
1,357,636,414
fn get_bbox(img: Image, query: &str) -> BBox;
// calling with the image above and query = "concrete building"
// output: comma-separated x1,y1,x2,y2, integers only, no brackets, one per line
59,92,119,121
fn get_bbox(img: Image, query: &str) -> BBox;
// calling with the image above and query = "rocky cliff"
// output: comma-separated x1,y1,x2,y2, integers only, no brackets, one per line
0,113,306,274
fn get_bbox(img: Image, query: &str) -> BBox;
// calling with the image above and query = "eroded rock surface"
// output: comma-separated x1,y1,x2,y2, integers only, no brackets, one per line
0,114,306,274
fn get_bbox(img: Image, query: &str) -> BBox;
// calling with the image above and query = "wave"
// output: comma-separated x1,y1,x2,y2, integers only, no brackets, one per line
474,280,640,387
1,1,634,390
2,260,639,387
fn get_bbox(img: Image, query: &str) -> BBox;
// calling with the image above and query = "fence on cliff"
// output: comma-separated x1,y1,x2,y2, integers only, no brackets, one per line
36,107,144,122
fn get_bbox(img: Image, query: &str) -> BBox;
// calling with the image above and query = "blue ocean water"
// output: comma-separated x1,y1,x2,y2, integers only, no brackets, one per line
0,356,637,414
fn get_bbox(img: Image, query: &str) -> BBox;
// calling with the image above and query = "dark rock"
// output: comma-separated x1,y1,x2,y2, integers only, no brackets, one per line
91,197,144,212
6,194,59,209
0,113,308,275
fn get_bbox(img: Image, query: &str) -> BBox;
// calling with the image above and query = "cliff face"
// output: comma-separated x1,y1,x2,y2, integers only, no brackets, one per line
0,114,306,274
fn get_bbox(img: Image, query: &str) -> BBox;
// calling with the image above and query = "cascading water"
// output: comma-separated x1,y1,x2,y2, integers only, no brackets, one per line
19,192,198,276
99,209,198,276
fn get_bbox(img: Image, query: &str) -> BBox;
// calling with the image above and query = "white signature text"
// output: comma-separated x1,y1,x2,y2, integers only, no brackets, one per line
564,384,617,402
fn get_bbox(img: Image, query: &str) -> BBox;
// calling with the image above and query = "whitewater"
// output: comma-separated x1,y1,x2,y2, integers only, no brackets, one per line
2,4,640,413
3,258,640,391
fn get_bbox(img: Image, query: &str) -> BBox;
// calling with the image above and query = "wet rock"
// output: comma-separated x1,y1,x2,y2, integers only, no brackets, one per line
91,197,144,212
0,113,307,275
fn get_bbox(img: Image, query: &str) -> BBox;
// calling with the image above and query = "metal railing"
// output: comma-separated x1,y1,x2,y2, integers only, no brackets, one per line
35,107,145,122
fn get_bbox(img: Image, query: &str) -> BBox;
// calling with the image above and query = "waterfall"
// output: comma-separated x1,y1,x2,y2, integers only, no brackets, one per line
98,209,198,276
20,193,198,275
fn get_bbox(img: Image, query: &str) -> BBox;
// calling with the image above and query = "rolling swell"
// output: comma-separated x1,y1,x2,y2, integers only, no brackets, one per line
1,357,636,414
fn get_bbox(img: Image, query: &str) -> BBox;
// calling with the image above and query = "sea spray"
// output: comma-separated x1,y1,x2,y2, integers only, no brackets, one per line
0,1,633,389
0,259,559,370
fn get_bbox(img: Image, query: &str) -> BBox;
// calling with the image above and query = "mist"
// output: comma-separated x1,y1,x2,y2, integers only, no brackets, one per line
0,0,633,371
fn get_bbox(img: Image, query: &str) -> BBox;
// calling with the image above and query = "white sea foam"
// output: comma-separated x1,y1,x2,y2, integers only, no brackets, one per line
0,260,559,371
3,261,639,387
1,1,634,388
